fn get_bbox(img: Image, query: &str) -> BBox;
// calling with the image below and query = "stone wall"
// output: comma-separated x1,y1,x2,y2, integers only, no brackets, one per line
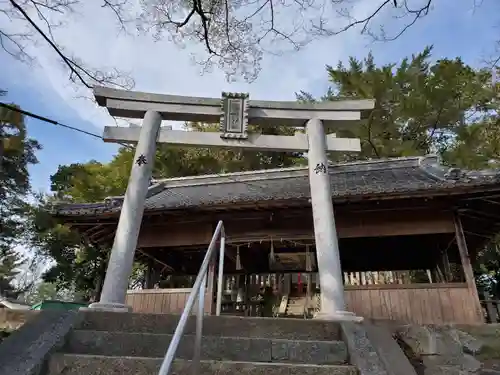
394,324,499,375
458,325,500,374
0,310,81,375
0,310,38,329
0,310,38,343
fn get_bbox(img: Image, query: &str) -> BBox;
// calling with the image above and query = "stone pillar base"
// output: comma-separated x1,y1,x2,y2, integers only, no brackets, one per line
314,310,364,322
80,302,133,313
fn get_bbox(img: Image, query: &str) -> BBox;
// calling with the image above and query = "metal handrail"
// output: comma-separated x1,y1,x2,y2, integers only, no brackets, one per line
158,220,226,375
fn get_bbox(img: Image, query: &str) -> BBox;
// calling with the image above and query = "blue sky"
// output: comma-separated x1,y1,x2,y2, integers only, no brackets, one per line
2,84,121,194
0,0,498,194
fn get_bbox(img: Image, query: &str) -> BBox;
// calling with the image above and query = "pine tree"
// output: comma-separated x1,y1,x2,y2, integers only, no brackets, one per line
0,91,41,298
0,248,23,298
298,46,496,163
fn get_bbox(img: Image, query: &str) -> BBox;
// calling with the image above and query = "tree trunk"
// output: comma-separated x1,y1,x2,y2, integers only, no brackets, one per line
93,257,107,302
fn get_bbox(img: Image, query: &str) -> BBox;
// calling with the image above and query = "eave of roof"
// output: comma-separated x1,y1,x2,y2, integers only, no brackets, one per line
52,155,500,217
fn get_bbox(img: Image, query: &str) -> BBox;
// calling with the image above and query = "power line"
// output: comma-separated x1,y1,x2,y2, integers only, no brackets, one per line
0,102,274,190
0,102,133,149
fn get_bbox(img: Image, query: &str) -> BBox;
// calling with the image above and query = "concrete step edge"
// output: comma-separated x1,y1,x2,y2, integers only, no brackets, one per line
70,329,345,345
77,312,342,328
66,329,349,365
78,312,334,323
52,353,357,369
76,313,342,341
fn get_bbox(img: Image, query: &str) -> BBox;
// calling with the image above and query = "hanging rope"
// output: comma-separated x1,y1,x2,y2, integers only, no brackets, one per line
305,245,312,272
269,237,276,267
236,245,242,270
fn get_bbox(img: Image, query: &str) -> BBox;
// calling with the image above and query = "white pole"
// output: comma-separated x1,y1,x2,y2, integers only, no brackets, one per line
192,274,206,375
215,233,226,316
306,118,361,321
89,110,162,311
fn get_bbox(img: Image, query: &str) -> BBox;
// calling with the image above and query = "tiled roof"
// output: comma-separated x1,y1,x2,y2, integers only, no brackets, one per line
53,155,500,217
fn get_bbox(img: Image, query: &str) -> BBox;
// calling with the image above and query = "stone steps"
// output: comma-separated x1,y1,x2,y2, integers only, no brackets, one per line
65,330,348,365
46,312,353,375
48,354,359,375
286,297,307,317
286,309,305,316
76,311,342,340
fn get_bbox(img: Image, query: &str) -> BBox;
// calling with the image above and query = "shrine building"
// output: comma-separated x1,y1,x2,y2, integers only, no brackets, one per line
51,155,500,325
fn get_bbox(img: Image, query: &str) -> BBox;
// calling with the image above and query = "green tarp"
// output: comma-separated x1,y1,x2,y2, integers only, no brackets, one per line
30,300,88,311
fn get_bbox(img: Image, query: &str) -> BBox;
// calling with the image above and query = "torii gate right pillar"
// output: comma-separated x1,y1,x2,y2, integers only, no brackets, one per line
306,118,359,321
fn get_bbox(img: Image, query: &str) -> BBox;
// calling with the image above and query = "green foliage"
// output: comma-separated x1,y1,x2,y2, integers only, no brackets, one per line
474,242,500,299
442,98,500,169
50,161,126,202
23,281,75,305
0,92,41,298
0,247,24,298
0,103,41,198
299,46,496,163
26,194,106,302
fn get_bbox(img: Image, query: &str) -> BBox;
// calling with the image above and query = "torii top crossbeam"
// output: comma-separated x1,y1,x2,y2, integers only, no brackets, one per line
94,86,375,128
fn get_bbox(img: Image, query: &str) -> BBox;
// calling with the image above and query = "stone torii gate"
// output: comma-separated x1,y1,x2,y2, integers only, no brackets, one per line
89,87,375,321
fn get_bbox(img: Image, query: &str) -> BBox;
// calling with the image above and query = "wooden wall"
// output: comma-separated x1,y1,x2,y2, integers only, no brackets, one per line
137,209,455,248
124,283,482,325
345,283,483,325
125,288,212,314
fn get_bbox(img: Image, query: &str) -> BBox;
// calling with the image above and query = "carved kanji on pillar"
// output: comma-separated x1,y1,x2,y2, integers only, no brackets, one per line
136,154,147,166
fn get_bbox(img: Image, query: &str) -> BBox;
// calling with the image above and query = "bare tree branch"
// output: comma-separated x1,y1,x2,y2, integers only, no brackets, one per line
102,0,125,25
0,29,32,60
314,0,392,37
487,40,500,69
1,0,133,89
311,0,434,42
10,0,92,86
0,0,497,85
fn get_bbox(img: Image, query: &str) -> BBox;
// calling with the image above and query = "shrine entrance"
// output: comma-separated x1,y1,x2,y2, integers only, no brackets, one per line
291,273,306,295
215,271,319,318
289,272,318,297
174,238,320,318
264,244,318,318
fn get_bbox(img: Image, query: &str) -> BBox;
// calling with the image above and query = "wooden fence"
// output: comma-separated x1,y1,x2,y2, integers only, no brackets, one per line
345,283,483,325
125,288,212,314
481,300,500,323
126,282,483,325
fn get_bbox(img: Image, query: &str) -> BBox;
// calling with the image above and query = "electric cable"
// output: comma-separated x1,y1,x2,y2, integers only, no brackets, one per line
0,102,275,190
0,102,133,149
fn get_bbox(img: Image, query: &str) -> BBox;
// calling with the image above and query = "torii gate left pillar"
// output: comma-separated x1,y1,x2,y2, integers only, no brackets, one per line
88,88,374,321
